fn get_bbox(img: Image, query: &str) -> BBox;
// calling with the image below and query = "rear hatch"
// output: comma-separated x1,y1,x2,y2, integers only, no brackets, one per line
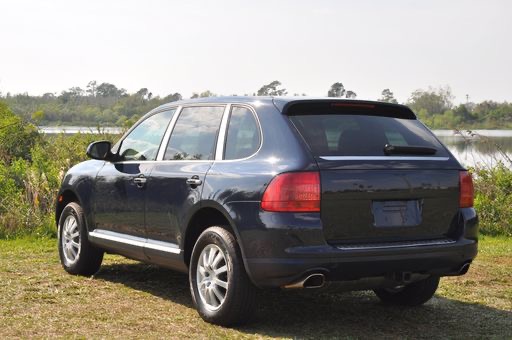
287,101,463,244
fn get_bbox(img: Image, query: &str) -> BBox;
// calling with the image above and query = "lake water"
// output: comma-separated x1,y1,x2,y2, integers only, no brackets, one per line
434,130,512,168
40,126,123,134
39,127,512,169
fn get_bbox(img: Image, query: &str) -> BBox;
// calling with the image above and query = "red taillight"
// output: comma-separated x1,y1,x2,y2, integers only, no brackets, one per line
459,171,474,208
261,172,320,212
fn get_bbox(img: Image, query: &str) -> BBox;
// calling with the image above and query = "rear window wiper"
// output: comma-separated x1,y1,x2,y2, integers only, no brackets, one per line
383,144,437,156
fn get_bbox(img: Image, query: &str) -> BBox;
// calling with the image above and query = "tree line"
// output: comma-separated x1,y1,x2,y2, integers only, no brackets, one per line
1,80,511,129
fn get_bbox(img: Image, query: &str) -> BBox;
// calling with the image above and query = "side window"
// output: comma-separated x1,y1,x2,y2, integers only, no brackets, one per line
164,106,225,160
224,106,260,160
118,109,175,161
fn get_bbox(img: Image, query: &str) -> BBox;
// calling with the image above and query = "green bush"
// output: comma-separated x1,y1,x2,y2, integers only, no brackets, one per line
472,164,512,236
0,132,119,238
0,101,40,162
1,101,119,238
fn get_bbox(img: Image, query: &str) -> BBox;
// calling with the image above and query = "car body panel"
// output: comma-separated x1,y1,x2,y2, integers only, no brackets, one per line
320,168,460,243
57,159,105,231
93,161,152,237
144,161,211,265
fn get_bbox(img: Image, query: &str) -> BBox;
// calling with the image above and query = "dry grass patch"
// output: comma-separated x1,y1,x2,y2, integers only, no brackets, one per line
0,237,510,338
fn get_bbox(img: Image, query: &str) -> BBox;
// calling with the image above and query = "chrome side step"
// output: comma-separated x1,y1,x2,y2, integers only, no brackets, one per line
89,229,181,254
336,238,456,251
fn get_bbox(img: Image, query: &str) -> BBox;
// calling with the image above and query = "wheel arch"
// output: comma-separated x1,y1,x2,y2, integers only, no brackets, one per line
55,189,81,226
183,202,243,268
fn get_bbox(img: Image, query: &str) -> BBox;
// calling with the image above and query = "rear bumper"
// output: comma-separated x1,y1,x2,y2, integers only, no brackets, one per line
244,238,477,288
233,205,478,288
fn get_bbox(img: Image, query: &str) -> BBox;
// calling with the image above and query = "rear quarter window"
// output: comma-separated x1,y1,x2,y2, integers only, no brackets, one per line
224,106,260,160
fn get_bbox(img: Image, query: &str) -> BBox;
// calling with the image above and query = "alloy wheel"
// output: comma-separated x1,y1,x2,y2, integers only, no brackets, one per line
196,244,229,311
61,215,81,264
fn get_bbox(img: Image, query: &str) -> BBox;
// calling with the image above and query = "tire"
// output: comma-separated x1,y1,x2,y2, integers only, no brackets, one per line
374,276,440,306
58,202,104,276
189,226,257,326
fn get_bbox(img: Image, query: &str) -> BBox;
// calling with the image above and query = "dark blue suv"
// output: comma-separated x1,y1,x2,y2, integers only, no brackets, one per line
56,97,478,325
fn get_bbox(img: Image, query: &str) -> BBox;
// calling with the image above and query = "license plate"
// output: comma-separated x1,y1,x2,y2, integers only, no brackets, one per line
371,200,422,228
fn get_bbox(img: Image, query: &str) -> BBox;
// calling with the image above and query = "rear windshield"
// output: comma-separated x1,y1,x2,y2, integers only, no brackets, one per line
289,114,449,157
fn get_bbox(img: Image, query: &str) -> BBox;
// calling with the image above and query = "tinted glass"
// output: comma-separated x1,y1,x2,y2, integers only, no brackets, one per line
164,106,224,160
118,109,175,161
224,107,260,160
289,114,448,157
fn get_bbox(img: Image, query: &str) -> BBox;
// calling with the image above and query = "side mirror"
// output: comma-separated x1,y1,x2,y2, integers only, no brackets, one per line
86,141,113,160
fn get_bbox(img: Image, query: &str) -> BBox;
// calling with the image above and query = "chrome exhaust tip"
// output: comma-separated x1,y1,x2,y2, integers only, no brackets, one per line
458,262,471,275
283,273,326,289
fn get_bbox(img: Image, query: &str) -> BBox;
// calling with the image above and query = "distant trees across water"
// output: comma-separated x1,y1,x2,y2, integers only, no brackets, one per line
1,81,511,129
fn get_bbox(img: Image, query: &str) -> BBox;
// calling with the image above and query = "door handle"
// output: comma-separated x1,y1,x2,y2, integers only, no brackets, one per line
186,176,202,186
133,175,147,188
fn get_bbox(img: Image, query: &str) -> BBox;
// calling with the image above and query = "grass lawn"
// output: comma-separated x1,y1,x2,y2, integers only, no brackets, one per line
0,236,510,338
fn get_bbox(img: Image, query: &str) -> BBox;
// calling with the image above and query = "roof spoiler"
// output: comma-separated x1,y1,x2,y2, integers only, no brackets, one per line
276,99,417,120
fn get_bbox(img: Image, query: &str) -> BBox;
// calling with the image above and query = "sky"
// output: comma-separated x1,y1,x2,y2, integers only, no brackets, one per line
0,0,510,104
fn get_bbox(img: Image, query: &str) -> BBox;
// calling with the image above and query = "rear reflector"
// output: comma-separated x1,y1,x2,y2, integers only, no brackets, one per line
261,172,320,212
459,171,474,208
